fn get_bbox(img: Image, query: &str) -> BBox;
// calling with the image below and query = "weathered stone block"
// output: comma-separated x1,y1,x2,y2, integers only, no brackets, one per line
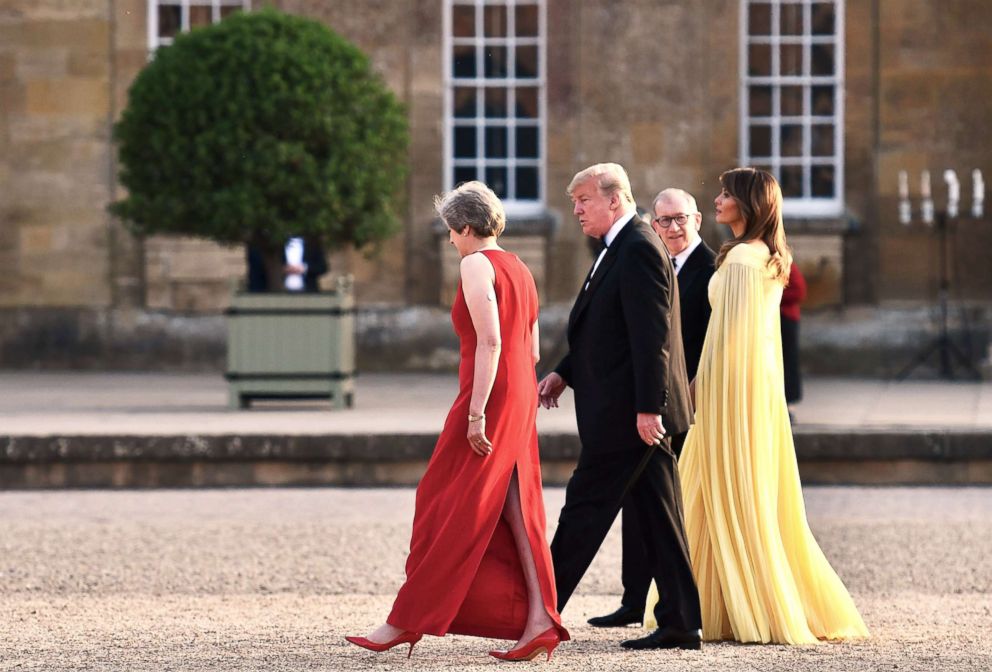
67,49,109,78
114,0,148,51
25,77,109,118
18,224,54,253
0,52,17,81
1,0,107,22
14,47,69,78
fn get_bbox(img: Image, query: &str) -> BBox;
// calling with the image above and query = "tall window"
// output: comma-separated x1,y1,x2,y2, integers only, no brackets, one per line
741,0,844,216
444,0,546,213
148,0,250,49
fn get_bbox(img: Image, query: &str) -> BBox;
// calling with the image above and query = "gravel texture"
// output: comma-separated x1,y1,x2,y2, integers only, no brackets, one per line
1,486,990,671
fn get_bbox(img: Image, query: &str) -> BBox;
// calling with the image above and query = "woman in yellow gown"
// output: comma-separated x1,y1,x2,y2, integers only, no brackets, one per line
646,168,869,644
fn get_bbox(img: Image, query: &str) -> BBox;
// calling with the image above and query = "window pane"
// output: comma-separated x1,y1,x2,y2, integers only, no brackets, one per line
780,44,803,76
516,4,539,37
158,4,181,38
485,126,508,158
484,4,507,37
453,5,475,38
780,3,803,35
190,5,211,28
516,126,539,158
485,88,507,118
516,166,539,199
749,85,773,117
516,45,538,78
484,46,508,78
781,85,803,116
781,165,804,197
781,124,803,157
748,43,772,76
454,166,476,185
486,167,508,198
454,126,477,158
812,44,834,75
219,5,242,19
753,164,775,178
812,165,835,197
812,124,834,156
812,2,836,36
454,87,477,118
748,2,772,35
515,87,538,119
750,125,772,158
811,85,835,114
453,45,476,78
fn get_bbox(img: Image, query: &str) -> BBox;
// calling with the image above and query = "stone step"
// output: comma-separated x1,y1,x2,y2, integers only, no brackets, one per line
2,428,989,488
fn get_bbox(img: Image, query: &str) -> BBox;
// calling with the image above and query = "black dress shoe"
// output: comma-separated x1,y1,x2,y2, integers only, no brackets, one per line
587,605,644,628
621,626,702,650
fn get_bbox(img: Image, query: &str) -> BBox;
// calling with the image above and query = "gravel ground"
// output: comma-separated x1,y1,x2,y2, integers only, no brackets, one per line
1,487,990,671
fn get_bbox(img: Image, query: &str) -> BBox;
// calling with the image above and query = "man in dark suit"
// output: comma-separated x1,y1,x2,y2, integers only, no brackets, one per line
246,236,328,292
538,164,702,650
588,187,717,631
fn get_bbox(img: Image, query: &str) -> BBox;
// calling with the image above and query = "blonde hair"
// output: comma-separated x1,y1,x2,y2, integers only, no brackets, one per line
714,167,792,282
566,163,635,205
434,180,506,238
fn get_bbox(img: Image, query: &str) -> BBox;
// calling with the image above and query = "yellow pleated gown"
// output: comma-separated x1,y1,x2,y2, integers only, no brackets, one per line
646,243,869,644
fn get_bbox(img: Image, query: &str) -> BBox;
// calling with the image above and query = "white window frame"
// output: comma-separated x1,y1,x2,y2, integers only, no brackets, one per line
148,0,251,50
739,0,845,217
443,0,548,217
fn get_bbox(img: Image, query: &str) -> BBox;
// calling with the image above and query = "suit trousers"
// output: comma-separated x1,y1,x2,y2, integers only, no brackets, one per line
550,438,701,632
619,430,688,608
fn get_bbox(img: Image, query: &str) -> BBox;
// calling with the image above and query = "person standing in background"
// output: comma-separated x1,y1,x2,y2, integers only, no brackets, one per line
780,262,807,424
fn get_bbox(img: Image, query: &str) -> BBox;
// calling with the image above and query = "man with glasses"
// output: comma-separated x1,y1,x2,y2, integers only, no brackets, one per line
587,187,715,631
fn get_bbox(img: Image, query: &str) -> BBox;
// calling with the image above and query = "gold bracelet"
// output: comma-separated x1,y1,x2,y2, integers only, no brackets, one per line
468,413,485,423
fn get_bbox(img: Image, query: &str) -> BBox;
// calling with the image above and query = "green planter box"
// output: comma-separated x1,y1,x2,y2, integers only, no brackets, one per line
225,280,355,409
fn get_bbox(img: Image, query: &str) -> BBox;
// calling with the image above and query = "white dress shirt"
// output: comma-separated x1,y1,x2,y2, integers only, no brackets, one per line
284,237,306,291
585,210,636,289
671,235,703,276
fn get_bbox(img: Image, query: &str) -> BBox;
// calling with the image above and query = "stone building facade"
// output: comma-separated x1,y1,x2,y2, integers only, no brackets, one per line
1,0,990,369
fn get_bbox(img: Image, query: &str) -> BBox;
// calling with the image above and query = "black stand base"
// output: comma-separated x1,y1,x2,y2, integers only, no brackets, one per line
895,334,982,381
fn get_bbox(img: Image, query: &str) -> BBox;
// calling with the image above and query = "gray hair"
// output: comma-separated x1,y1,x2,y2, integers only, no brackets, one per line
434,181,506,238
567,163,635,205
651,187,699,214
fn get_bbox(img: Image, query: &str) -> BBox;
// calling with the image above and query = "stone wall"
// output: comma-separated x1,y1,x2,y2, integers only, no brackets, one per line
0,0,114,308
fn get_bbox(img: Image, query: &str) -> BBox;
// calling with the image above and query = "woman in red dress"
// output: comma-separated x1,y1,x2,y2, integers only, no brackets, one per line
346,181,569,661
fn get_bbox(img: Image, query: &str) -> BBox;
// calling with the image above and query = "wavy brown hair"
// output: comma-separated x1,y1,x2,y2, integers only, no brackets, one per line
714,167,792,283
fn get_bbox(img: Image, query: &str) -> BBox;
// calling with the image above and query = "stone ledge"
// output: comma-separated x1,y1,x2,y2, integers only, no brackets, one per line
1,430,990,487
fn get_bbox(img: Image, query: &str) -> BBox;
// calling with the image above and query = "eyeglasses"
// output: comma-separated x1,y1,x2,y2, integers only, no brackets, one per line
652,213,696,228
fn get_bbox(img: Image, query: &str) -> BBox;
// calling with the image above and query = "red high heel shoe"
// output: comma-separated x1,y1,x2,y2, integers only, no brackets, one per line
345,631,422,658
489,626,561,662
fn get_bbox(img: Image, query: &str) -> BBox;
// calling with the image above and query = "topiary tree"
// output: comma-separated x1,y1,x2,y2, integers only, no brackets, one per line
110,8,409,291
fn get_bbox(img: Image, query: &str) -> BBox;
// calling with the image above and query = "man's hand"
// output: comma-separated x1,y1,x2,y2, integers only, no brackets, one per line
537,372,567,409
636,413,667,446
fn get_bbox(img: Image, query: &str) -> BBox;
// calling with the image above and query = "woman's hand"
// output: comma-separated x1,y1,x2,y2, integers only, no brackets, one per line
467,417,493,456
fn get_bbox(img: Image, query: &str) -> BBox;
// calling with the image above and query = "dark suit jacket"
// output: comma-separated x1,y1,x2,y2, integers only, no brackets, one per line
555,216,692,454
676,241,716,381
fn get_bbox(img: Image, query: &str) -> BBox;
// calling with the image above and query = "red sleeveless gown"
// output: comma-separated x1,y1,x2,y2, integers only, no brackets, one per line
387,250,568,641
